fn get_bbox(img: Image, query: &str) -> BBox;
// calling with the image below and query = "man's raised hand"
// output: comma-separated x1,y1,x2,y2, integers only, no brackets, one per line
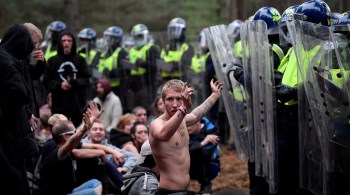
181,82,194,109
210,79,223,96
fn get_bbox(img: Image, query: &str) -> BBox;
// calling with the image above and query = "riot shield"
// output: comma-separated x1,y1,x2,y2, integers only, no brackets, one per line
240,22,255,162
246,20,278,193
288,19,350,194
204,25,249,160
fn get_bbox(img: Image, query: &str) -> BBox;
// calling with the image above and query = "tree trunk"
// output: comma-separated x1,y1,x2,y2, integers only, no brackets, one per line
64,0,80,33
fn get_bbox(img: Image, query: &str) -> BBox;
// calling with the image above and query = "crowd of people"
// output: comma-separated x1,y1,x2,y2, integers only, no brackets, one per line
0,15,223,195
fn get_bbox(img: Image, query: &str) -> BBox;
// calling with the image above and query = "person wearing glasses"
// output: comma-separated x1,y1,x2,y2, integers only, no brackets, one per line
38,102,124,195
130,122,149,152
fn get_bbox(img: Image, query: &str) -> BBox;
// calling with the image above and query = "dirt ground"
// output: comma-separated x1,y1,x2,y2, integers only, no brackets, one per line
187,145,250,194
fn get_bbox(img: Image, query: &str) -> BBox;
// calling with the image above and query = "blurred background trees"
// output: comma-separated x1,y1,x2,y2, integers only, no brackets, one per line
0,0,349,45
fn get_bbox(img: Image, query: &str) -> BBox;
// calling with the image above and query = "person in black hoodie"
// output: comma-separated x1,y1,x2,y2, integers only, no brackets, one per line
0,24,39,195
42,30,91,127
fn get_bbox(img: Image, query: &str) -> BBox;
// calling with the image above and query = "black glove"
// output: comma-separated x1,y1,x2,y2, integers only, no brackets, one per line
136,58,145,67
274,84,297,103
274,70,283,85
233,66,244,85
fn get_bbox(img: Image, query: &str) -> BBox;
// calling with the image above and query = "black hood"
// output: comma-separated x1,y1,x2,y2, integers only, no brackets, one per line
0,24,34,60
57,30,77,57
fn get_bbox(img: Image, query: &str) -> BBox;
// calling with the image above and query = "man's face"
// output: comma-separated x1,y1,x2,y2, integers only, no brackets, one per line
132,124,149,146
89,122,105,143
135,109,147,123
96,83,105,97
61,34,73,54
163,89,183,116
31,34,41,50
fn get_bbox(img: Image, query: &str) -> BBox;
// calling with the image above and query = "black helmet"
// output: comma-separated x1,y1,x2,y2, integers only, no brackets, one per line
253,7,281,35
294,0,332,26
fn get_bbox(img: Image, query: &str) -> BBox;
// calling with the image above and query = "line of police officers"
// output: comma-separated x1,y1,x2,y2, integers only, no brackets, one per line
38,17,209,115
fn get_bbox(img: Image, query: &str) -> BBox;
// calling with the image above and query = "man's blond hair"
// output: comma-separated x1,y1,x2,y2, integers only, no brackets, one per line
161,79,184,100
23,23,43,39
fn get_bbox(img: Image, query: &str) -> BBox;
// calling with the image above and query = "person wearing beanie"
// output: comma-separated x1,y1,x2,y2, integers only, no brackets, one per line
93,79,123,132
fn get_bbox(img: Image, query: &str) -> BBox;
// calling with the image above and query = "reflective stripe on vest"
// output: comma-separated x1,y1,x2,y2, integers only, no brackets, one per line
272,44,285,65
129,43,153,76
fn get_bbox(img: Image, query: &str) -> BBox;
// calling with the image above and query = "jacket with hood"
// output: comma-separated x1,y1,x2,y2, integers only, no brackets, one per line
121,165,159,195
0,24,39,161
42,30,91,127
0,24,38,195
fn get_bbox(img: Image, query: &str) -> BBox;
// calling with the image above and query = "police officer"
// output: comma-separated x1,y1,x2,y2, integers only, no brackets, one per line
98,26,128,110
128,24,160,110
77,27,101,100
77,28,100,69
42,20,66,61
160,17,194,82
276,1,332,194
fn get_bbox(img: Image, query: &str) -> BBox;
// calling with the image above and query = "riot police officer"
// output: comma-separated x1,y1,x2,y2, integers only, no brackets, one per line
128,24,160,111
42,20,66,61
160,17,194,82
98,26,128,110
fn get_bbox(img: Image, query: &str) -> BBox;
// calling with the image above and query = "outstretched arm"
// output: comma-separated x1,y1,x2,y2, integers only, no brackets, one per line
185,79,223,126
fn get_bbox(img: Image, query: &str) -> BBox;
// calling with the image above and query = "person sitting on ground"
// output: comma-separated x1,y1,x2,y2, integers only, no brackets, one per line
149,79,223,194
39,101,124,195
79,119,137,193
188,116,220,194
109,113,139,154
82,119,137,174
121,140,160,195
93,79,123,132
130,122,149,152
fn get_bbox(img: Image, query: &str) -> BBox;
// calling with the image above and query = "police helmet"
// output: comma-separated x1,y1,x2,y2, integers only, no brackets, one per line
227,19,243,43
78,28,97,43
332,12,342,25
103,26,123,46
167,17,186,41
280,5,299,22
294,0,332,26
48,21,66,32
334,13,350,32
131,24,149,47
253,7,281,29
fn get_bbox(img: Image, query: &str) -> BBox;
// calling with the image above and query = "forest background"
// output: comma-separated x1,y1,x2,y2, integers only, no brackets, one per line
0,0,349,48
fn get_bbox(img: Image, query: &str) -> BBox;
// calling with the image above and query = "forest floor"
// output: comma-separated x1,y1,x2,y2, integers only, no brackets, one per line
187,145,250,195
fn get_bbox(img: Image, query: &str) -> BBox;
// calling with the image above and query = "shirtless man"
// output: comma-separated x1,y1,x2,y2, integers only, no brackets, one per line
149,79,223,194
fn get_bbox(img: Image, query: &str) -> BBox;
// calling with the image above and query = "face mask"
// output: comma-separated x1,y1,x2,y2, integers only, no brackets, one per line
135,40,146,47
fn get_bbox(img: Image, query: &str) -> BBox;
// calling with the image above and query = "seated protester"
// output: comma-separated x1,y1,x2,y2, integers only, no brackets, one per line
121,140,160,195
109,113,139,154
130,122,149,152
188,116,220,194
80,119,137,193
82,119,138,174
39,102,124,195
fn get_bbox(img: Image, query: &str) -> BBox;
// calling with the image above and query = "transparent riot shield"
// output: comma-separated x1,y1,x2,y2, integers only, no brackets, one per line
240,22,255,162
284,20,325,194
247,20,278,193
288,19,350,194
204,25,249,160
